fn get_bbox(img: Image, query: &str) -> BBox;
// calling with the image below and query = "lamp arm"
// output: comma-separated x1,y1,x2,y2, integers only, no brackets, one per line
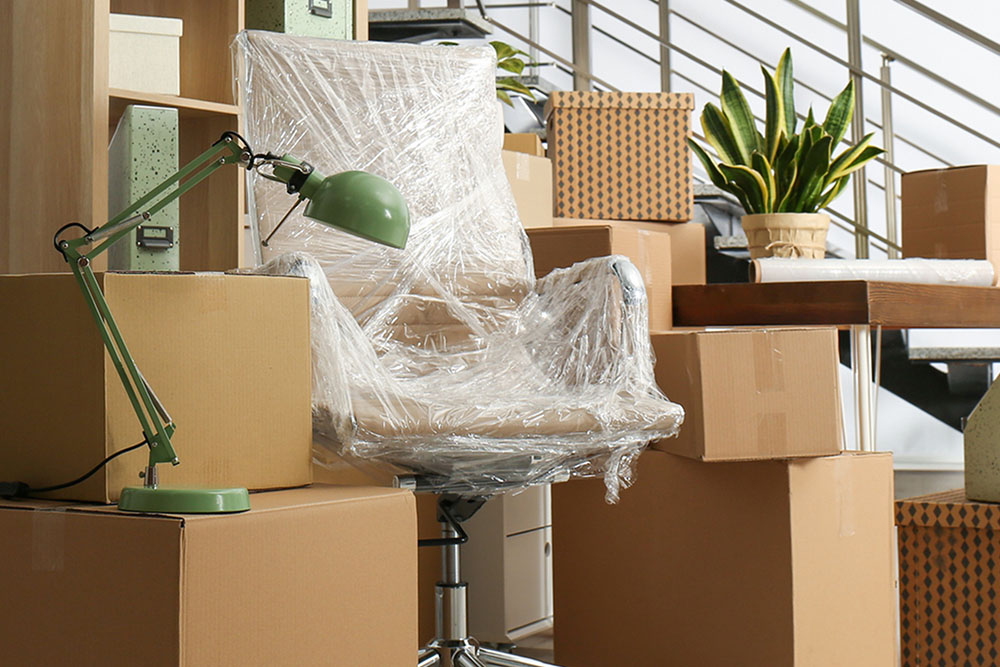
54,134,249,474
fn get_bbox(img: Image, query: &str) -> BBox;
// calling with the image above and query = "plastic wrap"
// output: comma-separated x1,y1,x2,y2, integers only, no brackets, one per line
235,31,683,500
751,258,996,286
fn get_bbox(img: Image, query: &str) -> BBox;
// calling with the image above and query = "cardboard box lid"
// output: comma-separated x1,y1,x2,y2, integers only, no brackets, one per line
902,164,995,178
110,13,183,37
545,91,695,117
895,488,1000,528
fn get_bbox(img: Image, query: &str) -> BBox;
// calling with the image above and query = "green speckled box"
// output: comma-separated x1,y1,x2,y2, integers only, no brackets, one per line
107,105,180,271
246,0,354,39
965,380,1000,501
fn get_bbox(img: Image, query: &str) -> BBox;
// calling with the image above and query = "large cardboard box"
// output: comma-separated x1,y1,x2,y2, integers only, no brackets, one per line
503,132,545,157
554,217,706,284
896,489,1000,666
528,224,672,330
545,91,694,222
553,450,897,667
902,165,1000,279
0,485,417,665
502,149,553,229
651,328,843,460
0,272,312,502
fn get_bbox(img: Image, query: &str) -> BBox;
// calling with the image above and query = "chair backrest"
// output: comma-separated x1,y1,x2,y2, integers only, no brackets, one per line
236,32,534,352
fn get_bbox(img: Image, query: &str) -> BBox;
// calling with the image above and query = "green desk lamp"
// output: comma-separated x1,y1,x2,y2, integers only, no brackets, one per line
53,131,410,514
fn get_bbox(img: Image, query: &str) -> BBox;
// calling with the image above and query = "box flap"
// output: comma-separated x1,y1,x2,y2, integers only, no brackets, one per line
545,91,695,117
110,13,184,37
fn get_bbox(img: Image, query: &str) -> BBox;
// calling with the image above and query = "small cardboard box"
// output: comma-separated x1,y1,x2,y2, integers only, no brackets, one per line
0,272,312,502
554,217,706,284
902,165,1000,280
553,450,897,667
651,328,843,460
109,13,182,95
503,132,545,157
896,489,1000,666
527,224,672,330
0,485,417,665
545,91,694,222
502,149,553,229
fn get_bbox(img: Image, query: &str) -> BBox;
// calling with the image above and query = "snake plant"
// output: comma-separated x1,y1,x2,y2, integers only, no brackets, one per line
689,49,884,214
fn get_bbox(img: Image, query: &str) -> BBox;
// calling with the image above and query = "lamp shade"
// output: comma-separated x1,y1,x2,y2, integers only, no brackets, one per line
301,170,410,249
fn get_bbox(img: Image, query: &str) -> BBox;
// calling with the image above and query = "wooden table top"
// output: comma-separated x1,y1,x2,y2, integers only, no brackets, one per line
673,281,1000,329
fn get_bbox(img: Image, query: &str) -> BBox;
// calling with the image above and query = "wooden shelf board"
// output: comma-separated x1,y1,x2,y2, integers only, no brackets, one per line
110,89,239,120
673,281,1000,329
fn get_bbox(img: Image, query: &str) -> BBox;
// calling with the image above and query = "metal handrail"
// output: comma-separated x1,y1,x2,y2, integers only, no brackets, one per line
893,0,1000,56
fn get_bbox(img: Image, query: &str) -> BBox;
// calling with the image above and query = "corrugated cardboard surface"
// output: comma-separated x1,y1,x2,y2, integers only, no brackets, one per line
0,272,312,502
527,225,672,330
554,217,706,284
0,485,417,666
651,328,843,460
502,150,553,229
503,132,545,157
901,165,1000,278
546,91,693,222
553,450,896,667
896,488,1000,666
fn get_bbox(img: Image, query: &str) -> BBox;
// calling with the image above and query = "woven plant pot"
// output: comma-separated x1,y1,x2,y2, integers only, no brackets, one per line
741,213,829,259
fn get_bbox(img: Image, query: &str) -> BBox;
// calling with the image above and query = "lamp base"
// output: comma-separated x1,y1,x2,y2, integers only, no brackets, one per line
118,486,251,514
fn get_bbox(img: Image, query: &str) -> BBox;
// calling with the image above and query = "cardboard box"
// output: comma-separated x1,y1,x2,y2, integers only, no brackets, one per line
896,488,1000,666
545,91,694,222
0,272,312,502
554,217,706,284
109,13,182,96
902,165,1000,280
553,450,897,667
651,328,843,460
0,485,417,665
502,149,553,229
528,224,672,330
503,132,545,157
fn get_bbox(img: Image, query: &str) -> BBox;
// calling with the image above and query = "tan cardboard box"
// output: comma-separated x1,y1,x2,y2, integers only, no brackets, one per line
0,485,417,666
0,272,312,502
902,165,1000,280
528,224,672,330
502,149,553,229
503,132,545,156
545,91,694,222
554,217,706,284
651,328,843,460
553,450,897,667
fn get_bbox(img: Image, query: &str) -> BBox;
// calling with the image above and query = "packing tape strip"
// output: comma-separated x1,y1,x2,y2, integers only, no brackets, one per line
32,508,66,572
834,455,857,538
752,330,785,393
757,412,787,453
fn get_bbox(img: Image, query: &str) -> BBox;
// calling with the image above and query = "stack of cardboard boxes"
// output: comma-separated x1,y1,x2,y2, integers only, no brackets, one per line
510,91,899,665
0,273,417,664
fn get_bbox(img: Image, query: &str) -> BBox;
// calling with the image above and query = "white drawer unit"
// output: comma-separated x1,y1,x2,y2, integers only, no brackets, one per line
462,485,554,644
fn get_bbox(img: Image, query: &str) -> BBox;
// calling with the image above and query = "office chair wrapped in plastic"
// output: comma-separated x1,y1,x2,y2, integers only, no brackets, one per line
236,31,683,666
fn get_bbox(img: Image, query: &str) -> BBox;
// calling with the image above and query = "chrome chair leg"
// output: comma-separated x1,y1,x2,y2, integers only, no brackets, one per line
454,649,489,667
478,646,560,667
418,648,442,666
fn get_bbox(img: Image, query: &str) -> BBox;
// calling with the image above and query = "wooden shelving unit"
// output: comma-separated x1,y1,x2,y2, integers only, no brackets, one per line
0,0,244,274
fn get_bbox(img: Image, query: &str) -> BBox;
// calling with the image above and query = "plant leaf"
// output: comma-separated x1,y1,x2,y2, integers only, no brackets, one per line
498,58,525,75
775,48,796,136
827,133,876,181
776,158,798,212
497,77,535,101
497,89,513,106
751,151,777,212
762,66,785,164
701,103,745,165
438,41,459,46
815,175,851,210
719,163,768,213
823,81,855,147
804,106,816,129
491,40,516,60
720,71,760,163
791,136,833,212
689,139,729,190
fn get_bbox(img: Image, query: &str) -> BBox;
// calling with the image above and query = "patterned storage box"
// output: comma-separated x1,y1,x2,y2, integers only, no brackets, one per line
896,489,1000,666
545,91,694,222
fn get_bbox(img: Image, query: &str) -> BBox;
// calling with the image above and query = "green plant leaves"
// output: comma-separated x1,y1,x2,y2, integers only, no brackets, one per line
496,77,534,106
688,138,728,190
775,48,796,137
720,163,768,213
720,71,759,163
762,67,785,164
752,151,777,212
823,81,855,147
701,103,745,165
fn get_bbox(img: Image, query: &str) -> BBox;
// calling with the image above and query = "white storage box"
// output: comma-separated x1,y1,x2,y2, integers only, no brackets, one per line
109,13,183,95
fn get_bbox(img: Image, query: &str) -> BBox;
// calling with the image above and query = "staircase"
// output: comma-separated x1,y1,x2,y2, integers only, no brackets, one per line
367,0,1000,468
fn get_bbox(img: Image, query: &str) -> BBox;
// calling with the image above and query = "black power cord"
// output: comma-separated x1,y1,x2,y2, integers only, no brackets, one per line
0,437,148,499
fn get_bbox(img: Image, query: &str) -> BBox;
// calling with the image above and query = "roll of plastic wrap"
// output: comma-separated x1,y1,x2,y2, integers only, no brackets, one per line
750,258,997,286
